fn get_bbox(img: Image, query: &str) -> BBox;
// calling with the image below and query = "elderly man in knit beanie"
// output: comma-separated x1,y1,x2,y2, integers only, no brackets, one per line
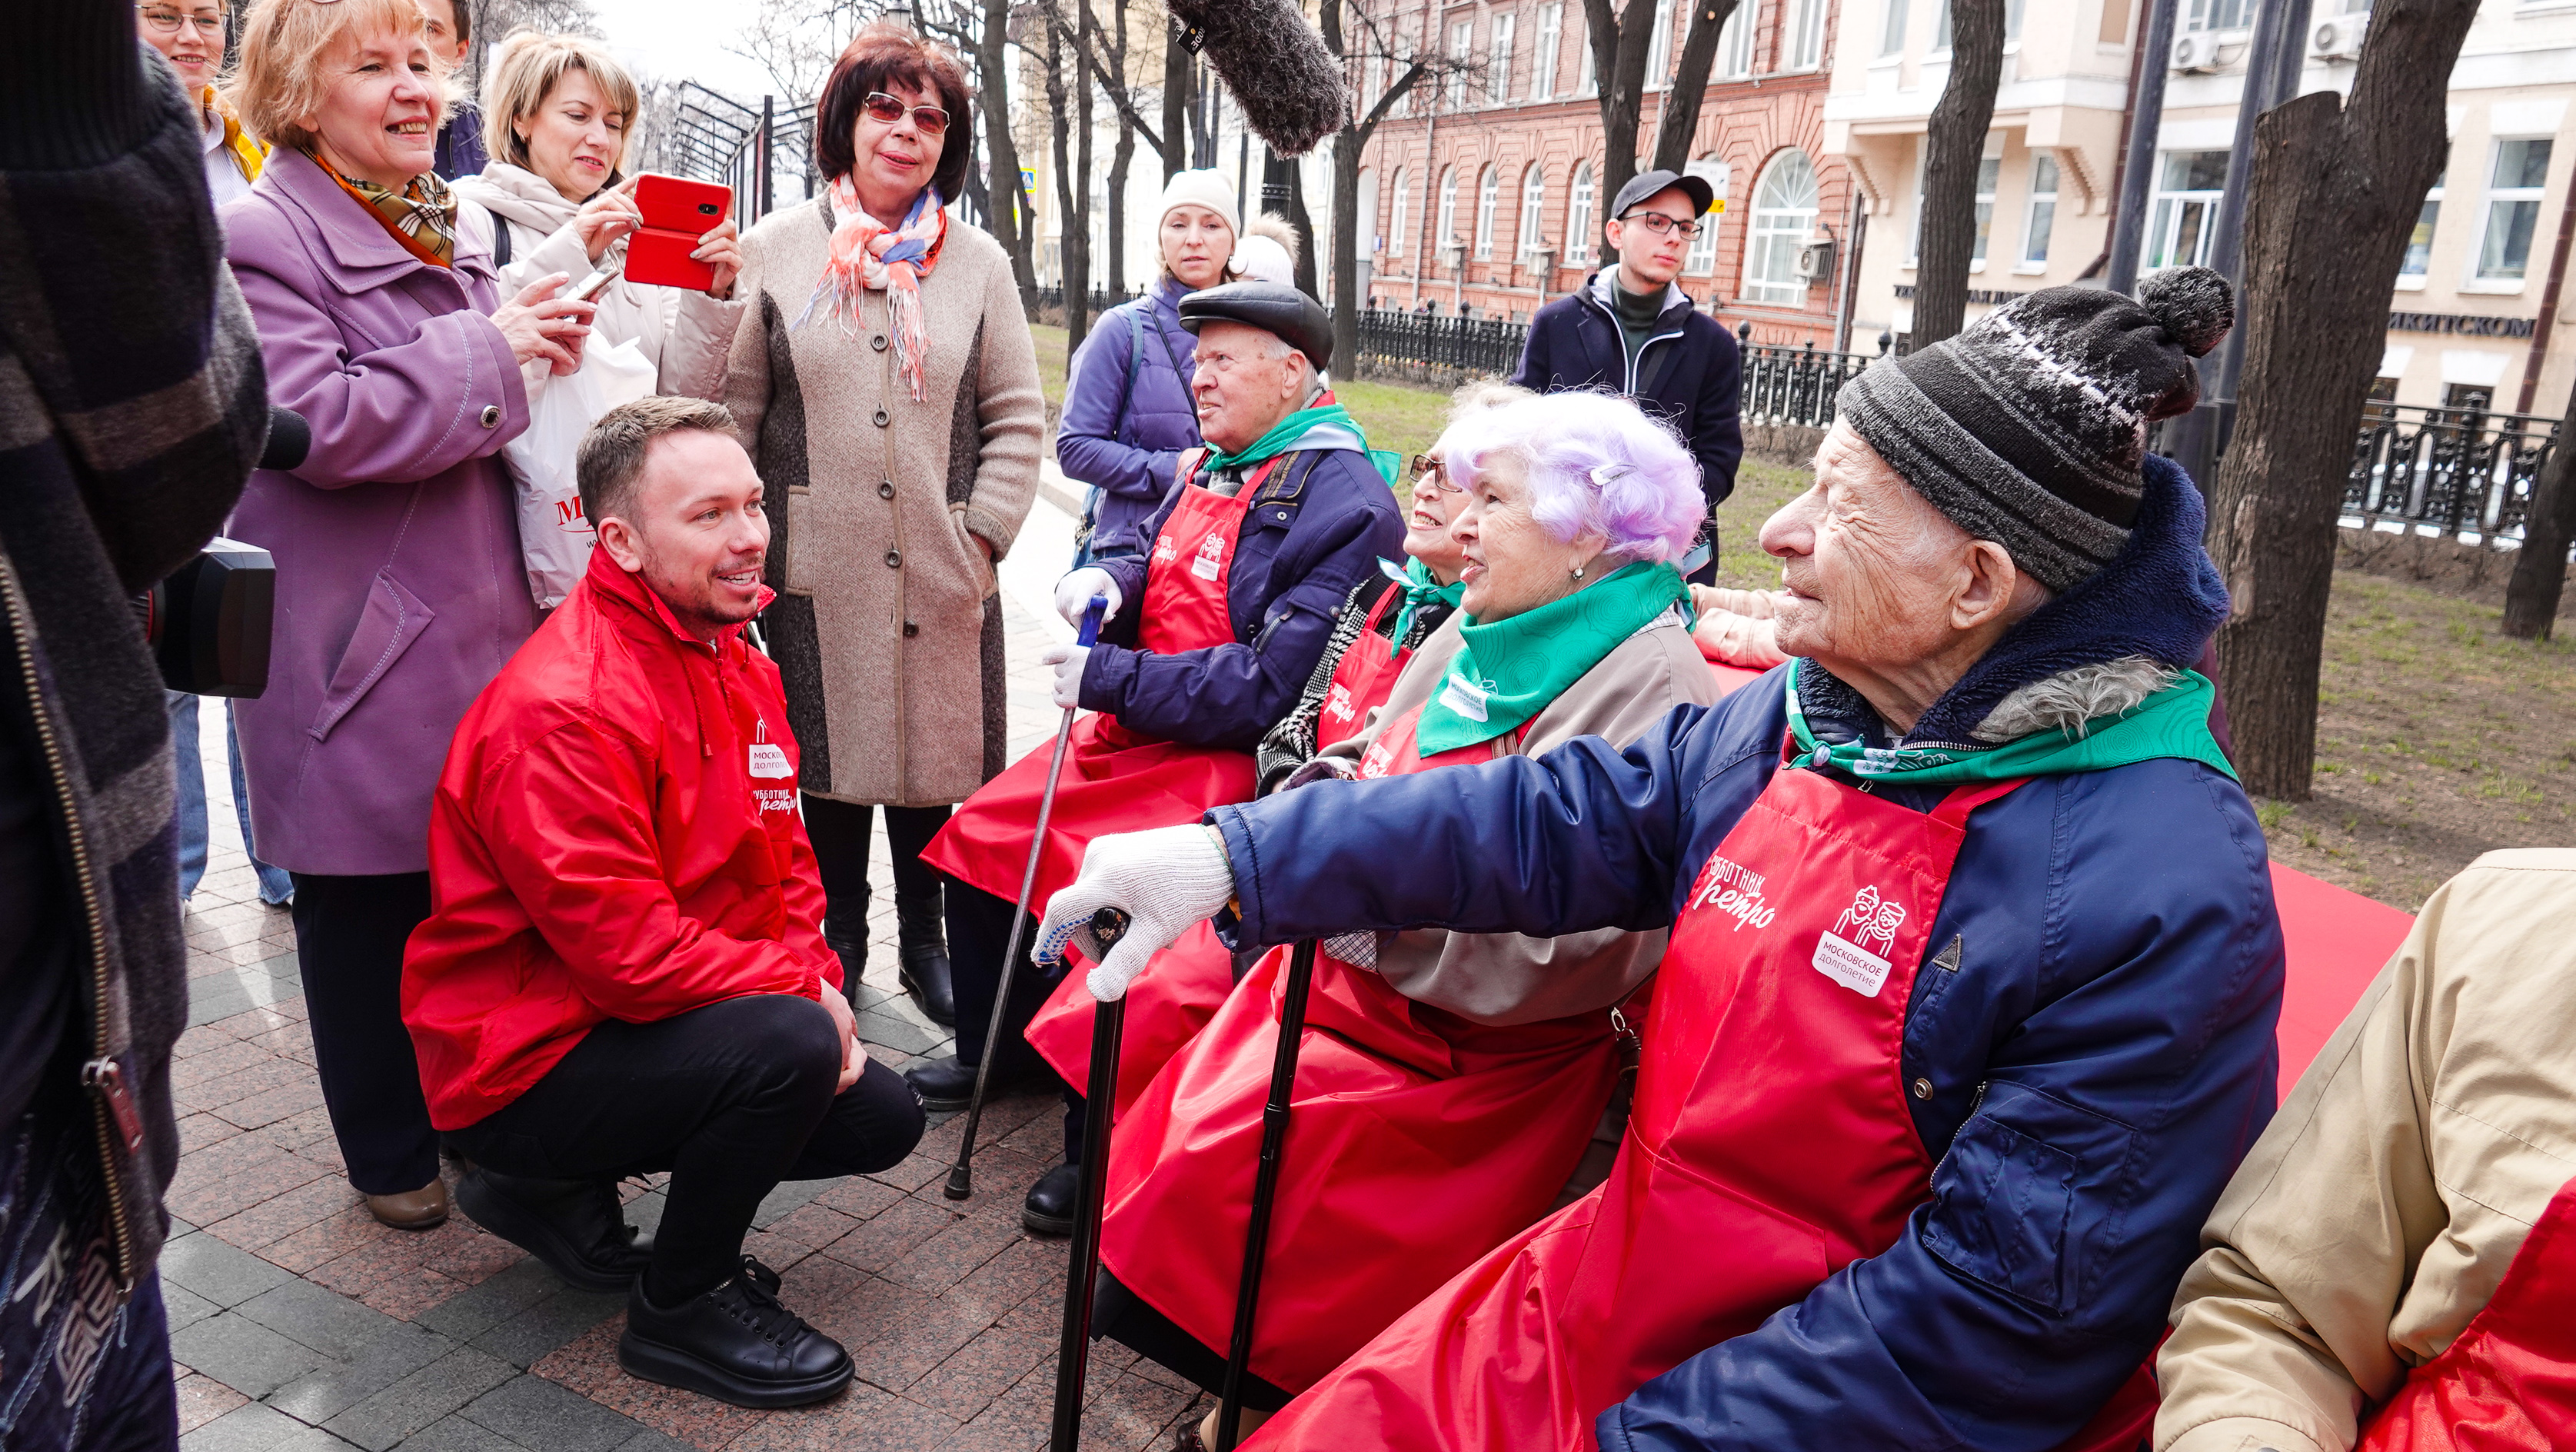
1037,268,2292,1450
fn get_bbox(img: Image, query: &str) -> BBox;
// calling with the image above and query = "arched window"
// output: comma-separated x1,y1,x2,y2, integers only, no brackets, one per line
1517,162,1547,258
1436,165,1459,252
1742,148,1819,304
1474,164,1500,259
1685,157,1728,275
1566,161,1596,265
1388,168,1409,257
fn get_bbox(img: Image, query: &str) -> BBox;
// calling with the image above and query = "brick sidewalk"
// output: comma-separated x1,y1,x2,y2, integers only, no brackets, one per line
168,584,1203,1452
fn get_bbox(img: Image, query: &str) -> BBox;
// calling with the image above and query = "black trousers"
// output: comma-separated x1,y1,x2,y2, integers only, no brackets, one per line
950,881,1089,1161
1094,1268,1293,1413
800,796,951,948
290,871,440,1195
446,994,927,1303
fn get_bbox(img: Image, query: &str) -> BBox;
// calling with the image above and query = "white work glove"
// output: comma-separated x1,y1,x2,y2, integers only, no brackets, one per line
1054,568,1122,629
1040,641,1089,709
1037,824,1237,1002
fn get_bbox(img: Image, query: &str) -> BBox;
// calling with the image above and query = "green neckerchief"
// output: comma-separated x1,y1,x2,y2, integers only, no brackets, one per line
1782,658,2239,784
1418,561,1688,755
1378,556,1464,645
1203,403,1363,475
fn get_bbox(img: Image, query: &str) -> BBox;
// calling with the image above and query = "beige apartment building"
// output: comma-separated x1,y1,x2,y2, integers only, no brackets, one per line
1825,0,2576,415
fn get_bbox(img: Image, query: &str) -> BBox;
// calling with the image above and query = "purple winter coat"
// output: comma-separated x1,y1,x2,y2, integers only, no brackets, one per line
1055,275,1202,557
223,148,535,877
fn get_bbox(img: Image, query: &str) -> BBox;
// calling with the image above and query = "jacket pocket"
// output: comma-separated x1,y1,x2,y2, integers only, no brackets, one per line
950,508,998,600
1923,1097,2082,1314
309,571,437,742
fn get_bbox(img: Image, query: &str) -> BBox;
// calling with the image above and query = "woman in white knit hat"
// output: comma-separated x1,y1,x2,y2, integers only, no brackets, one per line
1057,168,1240,564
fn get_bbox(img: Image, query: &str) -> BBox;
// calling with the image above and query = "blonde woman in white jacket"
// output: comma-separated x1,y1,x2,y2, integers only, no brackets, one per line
454,32,742,401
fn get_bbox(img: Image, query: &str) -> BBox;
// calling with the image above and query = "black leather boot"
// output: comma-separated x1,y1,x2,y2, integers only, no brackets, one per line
823,884,870,987
1022,1161,1080,1237
454,1167,653,1294
903,1054,1049,1113
618,1256,850,1408
895,888,956,1027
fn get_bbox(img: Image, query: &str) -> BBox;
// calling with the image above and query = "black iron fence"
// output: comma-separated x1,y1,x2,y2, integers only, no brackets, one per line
2342,403,2559,544
1351,310,1530,378
1736,336,1885,430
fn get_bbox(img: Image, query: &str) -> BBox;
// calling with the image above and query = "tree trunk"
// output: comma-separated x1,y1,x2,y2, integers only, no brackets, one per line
1103,0,1133,297
1163,12,1190,182
2205,0,2479,799
1287,157,1317,300
978,0,1036,305
1649,0,1739,175
1910,0,2005,348
2501,391,2576,638
1316,0,1424,378
1582,0,1661,266
1047,4,1095,349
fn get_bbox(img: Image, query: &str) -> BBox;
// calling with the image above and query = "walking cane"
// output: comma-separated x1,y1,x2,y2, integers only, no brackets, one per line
945,595,1108,1203
1049,907,1133,1452
1212,937,1322,1451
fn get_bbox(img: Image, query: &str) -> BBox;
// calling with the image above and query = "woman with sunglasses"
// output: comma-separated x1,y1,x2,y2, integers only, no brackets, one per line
723,21,1042,1032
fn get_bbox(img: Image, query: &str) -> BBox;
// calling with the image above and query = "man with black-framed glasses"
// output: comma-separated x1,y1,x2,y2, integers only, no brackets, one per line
1512,167,1742,583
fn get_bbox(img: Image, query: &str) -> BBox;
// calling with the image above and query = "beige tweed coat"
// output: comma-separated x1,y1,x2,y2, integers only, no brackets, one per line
726,199,1043,806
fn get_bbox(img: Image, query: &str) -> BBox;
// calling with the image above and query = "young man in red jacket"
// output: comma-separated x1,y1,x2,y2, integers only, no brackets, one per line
402,397,925,1409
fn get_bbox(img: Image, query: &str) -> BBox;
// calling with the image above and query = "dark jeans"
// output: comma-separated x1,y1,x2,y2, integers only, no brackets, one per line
800,796,951,950
291,871,440,1195
947,880,1070,1079
446,994,927,1303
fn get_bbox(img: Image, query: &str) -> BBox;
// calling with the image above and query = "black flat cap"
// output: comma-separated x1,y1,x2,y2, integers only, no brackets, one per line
1177,281,1334,372
1611,168,1715,220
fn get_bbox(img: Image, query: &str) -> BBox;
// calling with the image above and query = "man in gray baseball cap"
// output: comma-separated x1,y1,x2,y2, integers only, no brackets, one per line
1511,167,1741,581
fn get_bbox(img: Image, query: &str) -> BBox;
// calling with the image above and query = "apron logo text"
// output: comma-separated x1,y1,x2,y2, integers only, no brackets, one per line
1688,854,1777,931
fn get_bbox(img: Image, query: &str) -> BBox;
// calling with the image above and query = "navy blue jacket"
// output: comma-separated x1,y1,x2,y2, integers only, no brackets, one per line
1057,276,1202,558
1203,456,2283,1449
1512,272,1744,508
1083,446,1404,751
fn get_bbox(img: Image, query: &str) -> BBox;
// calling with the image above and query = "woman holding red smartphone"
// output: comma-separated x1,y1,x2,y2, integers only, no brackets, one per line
454,32,742,401
723,22,1042,1034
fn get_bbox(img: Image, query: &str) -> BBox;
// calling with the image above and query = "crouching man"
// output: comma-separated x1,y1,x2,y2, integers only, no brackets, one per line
403,398,926,1408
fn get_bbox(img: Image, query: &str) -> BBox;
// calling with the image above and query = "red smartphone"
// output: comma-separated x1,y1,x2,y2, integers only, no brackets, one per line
624,174,733,291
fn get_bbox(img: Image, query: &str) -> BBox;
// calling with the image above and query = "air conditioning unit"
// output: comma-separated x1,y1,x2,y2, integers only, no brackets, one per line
2308,13,2367,62
2170,32,2222,73
1796,240,1836,281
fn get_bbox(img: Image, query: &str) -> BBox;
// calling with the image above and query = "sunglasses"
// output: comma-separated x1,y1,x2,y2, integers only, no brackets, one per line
864,92,950,137
1619,211,1703,240
1409,455,1463,494
138,5,225,33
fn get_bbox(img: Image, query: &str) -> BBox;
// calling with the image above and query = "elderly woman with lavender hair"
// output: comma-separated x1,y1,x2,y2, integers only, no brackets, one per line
1069,389,1724,1449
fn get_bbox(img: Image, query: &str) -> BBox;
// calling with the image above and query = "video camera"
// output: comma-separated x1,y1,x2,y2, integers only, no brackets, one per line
135,407,300,698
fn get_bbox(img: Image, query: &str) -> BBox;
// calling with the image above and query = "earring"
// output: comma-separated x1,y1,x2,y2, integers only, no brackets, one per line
1569,563,1586,582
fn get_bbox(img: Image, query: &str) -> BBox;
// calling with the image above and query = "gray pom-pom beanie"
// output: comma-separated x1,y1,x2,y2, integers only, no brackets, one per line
1834,265,2235,591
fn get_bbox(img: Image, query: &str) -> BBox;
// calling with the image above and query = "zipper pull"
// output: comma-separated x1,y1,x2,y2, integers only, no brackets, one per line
83,1058,144,1154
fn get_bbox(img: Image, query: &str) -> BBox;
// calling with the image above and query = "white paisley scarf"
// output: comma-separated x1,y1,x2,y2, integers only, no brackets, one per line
795,178,947,401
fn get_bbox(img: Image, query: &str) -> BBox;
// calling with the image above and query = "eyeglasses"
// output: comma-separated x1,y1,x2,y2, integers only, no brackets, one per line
1619,211,1703,240
138,5,225,35
863,92,950,137
1409,455,1462,494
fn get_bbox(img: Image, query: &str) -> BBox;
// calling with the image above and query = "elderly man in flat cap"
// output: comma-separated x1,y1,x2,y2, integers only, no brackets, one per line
1041,267,2291,1450
917,281,1404,1235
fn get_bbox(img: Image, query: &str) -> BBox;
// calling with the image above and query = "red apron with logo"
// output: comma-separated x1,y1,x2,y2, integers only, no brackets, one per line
1314,581,1409,753
1250,742,2155,1450
935,464,1283,1101
1097,704,1635,1392
2358,1171,2576,1450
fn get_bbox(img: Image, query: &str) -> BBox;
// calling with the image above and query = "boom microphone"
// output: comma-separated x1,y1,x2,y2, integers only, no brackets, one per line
1167,0,1348,158
260,405,311,471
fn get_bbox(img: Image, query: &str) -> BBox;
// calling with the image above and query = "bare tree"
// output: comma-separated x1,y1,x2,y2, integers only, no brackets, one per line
1649,2,1742,175
2203,0,2481,798
728,0,867,105
1162,18,1191,181
1317,0,1441,369
980,0,1039,301
2502,406,2576,640
461,0,599,90
1909,0,2003,348
1576,0,1662,264
1044,0,1098,348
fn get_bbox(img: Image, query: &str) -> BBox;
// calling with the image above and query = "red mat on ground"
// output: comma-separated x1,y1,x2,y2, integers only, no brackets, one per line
2268,862,2415,1093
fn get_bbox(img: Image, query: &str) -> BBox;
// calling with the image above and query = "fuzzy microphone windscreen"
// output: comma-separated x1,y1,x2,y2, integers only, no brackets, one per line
1167,0,1348,156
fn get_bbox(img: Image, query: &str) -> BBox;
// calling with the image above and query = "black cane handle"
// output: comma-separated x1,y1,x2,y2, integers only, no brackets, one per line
1090,907,1131,951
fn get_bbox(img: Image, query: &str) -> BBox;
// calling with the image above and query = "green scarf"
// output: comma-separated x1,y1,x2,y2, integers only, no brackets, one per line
1417,561,1689,755
1379,556,1464,645
1204,403,1403,486
1782,659,2239,784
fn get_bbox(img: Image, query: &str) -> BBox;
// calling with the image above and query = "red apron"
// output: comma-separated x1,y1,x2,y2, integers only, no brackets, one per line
2358,1171,2576,1450
1098,704,1632,1392
1314,581,1408,752
1250,742,2153,1450
935,463,1279,1101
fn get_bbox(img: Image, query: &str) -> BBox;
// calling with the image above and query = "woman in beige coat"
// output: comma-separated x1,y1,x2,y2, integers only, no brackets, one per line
724,21,1042,1028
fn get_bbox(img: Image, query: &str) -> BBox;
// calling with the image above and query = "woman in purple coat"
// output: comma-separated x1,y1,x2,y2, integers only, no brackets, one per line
220,0,594,1231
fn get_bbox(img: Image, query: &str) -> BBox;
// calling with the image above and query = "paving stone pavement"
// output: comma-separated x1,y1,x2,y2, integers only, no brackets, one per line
168,483,1207,1452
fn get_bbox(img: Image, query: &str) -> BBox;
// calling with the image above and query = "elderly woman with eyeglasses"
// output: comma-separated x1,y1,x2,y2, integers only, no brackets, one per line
1068,389,1725,1449
722,21,1042,1032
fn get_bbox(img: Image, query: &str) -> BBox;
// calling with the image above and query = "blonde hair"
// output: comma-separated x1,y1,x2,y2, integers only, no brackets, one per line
1243,212,1301,266
222,0,455,155
481,31,641,185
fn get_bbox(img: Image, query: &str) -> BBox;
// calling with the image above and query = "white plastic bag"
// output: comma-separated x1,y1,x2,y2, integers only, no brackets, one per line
505,338,655,610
